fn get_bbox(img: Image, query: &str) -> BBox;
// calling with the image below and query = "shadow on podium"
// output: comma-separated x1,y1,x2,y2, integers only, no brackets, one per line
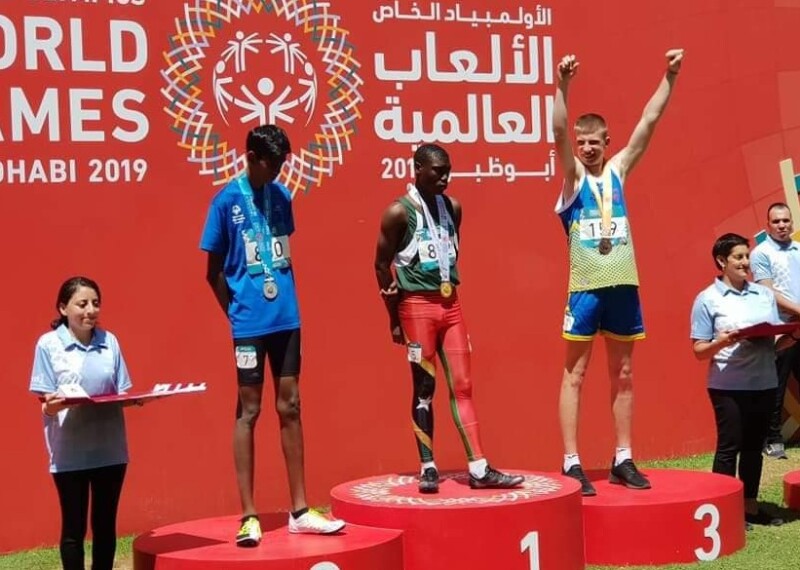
132,513,286,570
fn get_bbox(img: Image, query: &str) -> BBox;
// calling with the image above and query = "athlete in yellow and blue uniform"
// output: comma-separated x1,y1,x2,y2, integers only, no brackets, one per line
557,161,643,341
551,50,684,495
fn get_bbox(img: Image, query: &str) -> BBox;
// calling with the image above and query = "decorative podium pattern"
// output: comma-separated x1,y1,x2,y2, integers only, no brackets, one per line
581,469,745,565
783,469,800,510
132,514,403,570
331,471,585,570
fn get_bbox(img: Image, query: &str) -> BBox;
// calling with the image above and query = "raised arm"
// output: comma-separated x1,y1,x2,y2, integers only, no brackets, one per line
374,202,408,344
615,49,684,178
552,54,583,204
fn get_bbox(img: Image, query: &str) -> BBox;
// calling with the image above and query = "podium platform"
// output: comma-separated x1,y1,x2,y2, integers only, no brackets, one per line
581,469,745,565
330,470,585,570
783,469,800,510
132,513,403,570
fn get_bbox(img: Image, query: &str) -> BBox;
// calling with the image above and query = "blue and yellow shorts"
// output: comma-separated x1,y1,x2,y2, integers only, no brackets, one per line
562,285,645,341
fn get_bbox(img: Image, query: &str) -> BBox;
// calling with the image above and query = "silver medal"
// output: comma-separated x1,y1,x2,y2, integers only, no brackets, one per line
263,280,279,300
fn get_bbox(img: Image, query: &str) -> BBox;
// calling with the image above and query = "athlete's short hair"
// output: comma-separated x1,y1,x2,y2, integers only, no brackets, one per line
414,144,449,167
575,113,608,136
246,124,292,160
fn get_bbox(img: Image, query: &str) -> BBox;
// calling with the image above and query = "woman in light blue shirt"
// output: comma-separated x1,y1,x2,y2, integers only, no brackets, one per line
30,277,133,570
690,233,782,528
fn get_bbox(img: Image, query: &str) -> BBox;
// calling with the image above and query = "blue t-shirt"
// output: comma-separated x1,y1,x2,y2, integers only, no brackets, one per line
200,176,300,338
690,279,779,391
29,326,131,473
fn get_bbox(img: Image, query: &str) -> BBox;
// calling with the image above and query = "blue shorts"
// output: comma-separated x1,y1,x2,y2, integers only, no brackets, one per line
562,286,645,341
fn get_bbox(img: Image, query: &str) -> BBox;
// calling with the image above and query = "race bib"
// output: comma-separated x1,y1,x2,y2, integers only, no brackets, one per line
235,345,258,370
242,231,291,274
417,226,456,270
407,342,422,363
579,216,628,246
563,312,575,333
243,230,263,275
271,234,291,269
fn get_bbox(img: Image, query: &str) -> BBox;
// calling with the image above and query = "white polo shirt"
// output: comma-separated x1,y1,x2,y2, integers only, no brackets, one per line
690,279,779,391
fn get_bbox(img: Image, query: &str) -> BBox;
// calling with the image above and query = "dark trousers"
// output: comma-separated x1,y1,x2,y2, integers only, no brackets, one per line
52,464,127,570
708,388,774,499
766,343,800,444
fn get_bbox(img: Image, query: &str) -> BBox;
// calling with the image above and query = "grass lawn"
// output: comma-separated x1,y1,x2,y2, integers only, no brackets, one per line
3,451,799,569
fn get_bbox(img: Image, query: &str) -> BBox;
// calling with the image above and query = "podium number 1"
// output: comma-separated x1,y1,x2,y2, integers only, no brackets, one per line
693,503,721,561
520,532,541,570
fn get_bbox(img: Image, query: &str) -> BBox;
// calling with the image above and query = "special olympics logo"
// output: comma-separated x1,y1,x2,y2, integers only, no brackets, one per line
213,32,318,127
349,474,562,506
161,1,363,195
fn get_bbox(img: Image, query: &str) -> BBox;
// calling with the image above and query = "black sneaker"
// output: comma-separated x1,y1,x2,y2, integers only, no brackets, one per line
745,510,784,526
419,467,439,493
562,465,597,496
469,466,525,489
609,458,651,489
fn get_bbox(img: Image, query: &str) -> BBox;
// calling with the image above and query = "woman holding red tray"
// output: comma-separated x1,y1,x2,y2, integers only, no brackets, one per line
690,233,783,529
29,276,134,570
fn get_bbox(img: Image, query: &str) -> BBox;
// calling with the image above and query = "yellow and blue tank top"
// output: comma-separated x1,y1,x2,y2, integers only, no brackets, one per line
394,195,460,292
556,162,639,291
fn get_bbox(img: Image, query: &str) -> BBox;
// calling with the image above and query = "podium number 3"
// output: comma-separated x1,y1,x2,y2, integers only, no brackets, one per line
694,503,721,561
520,532,541,570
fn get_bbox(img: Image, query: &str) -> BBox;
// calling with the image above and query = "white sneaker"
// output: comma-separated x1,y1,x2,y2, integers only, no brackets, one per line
288,509,346,534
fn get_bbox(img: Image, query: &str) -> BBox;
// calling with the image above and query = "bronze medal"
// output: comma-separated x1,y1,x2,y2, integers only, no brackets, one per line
598,238,612,255
440,282,453,298
263,281,279,300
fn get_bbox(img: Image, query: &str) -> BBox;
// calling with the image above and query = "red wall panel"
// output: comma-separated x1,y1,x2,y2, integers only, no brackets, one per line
1,0,799,553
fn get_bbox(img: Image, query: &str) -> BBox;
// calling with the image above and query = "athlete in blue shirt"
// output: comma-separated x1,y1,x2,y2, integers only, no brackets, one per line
200,125,344,546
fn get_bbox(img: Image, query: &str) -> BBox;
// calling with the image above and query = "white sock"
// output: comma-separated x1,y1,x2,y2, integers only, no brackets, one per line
615,447,632,466
469,458,489,478
563,454,581,472
420,461,437,475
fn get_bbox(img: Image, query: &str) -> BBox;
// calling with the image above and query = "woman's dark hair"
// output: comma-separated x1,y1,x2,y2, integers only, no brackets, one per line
711,233,749,271
51,276,101,329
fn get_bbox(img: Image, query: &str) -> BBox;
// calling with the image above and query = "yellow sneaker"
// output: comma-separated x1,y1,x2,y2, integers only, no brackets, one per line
236,515,262,547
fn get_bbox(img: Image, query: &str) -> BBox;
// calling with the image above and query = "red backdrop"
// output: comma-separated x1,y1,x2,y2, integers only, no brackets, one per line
2,0,800,553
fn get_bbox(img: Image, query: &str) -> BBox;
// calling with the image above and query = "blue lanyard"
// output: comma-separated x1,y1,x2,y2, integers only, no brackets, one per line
237,176,274,279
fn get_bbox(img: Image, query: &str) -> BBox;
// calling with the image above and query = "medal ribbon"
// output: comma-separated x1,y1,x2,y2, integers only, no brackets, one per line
238,176,276,283
408,184,452,285
587,165,614,239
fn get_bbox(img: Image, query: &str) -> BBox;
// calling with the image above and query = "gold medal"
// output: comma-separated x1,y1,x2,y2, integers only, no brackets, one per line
440,281,453,298
598,238,612,255
263,281,279,300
